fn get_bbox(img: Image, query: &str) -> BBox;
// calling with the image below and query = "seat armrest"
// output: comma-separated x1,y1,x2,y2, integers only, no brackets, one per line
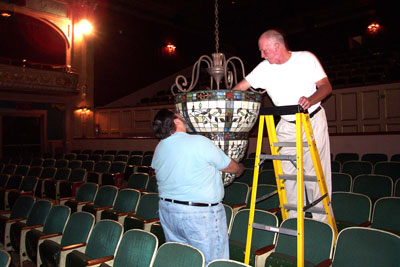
316,259,332,267
61,242,86,251
359,221,371,227
255,244,275,255
38,232,62,240
87,256,114,266
115,211,135,216
93,206,113,211
144,218,159,223
231,203,246,209
6,217,25,223
0,211,11,216
268,207,281,213
21,224,43,230
19,191,34,195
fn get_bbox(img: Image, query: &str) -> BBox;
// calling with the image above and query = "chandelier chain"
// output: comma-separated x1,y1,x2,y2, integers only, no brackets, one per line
214,0,219,53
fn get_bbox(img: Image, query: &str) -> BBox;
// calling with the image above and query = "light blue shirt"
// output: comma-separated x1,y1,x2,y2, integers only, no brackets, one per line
151,132,231,203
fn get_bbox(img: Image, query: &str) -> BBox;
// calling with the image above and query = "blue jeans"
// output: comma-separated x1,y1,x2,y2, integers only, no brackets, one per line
159,200,229,265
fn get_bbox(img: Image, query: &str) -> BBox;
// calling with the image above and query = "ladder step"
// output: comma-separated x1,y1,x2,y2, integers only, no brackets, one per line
252,222,297,236
260,154,296,161
279,174,318,182
273,142,308,147
283,204,326,214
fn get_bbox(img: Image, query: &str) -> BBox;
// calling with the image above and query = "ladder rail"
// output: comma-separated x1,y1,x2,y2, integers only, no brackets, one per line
296,113,305,267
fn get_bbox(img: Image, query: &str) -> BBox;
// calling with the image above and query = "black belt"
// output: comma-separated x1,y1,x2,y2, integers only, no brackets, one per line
288,106,321,123
160,198,220,207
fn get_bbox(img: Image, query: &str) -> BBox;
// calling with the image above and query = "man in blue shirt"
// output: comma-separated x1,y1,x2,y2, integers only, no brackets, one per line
151,108,244,265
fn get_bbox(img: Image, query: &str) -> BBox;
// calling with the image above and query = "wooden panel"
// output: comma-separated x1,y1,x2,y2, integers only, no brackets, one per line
110,111,120,132
387,123,400,132
328,126,337,134
342,125,358,133
121,110,133,133
98,111,110,134
363,124,381,132
323,94,336,121
384,88,400,119
361,90,380,120
135,109,151,120
341,93,357,121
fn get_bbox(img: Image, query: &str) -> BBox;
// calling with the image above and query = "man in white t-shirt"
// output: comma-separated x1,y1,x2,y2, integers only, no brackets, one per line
233,29,332,222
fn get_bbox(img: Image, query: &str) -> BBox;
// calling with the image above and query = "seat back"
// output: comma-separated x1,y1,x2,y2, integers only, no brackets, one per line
396,179,400,197
14,165,30,176
26,200,52,226
258,170,276,186
127,173,149,191
334,153,359,165
207,259,251,267
229,209,277,264
127,155,143,166
353,174,393,204
342,161,373,179
113,229,158,267
89,154,102,163
19,176,38,192
4,175,23,190
105,150,117,156
223,204,233,231
76,154,89,161
109,161,126,174
81,160,95,171
2,164,17,175
74,183,98,202
68,160,82,170
332,227,400,267
361,153,388,165
146,175,158,193
136,193,159,219
27,166,43,177
331,160,341,172
152,242,205,267
42,159,56,168
82,150,92,156
113,189,140,213
93,185,118,207
332,192,371,231
64,153,77,161
54,168,71,181
272,218,334,265
245,184,279,212
223,182,249,206
55,159,69,168
42,205,70,235
114,155,128,162
94,161,111,172
9,195,35,220
102,155,115,162
85,220,123,259
40,167,57,179
0,249,10,267
31,158,44,167
68,168,87,182
130,151,143,156
117,150,130,156
374,161,400,183
371,197,400,234
332,172,352,192
60,211,95,247
142,155,153,167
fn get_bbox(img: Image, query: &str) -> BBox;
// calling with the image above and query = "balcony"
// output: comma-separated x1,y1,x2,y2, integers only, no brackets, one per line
0,58,79,95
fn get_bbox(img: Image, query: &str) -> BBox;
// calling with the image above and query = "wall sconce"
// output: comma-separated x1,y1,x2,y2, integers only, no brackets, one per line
367,22,381,34
164,43,176,55
75,19,93,38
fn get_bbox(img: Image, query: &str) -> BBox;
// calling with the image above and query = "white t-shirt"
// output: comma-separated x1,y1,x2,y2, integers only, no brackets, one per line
246,51,327,121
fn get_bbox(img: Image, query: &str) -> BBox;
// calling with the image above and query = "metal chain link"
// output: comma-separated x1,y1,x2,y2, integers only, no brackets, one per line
214,0,219,53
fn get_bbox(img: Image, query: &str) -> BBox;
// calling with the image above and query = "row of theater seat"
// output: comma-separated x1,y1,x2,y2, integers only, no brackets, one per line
3,191,399,267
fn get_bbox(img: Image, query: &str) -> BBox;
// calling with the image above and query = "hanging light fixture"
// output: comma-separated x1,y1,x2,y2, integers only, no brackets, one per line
171,0,263,186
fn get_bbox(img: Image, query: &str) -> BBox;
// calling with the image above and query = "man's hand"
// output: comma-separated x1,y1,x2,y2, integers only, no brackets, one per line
298,96,312,110
221,160,245,177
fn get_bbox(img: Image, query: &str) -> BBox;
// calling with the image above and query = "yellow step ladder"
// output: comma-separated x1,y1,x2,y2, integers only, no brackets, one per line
244,105,338,267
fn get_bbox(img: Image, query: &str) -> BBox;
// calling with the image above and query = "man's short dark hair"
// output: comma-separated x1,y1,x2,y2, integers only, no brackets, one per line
152,108,177,140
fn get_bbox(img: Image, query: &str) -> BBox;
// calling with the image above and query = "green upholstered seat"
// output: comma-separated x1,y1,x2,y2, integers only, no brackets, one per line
332,227,400,267
152,242,205,267
101,188,140,223
81,185,118,221
62,182,98,213
229,209,278,267
264,218,334,267
23,205,70,264
374,161,400,183
332,172,352,192
361,153,388,165
207,259,251,267
126,173,149,191
332,192,372,231
352,174,393,204
342,161,373,179
123,192,159,232
334,153,359,165
65,220,123,267
371,197,400,235
245,184,279,213
38,211,95,267
0,249,10,267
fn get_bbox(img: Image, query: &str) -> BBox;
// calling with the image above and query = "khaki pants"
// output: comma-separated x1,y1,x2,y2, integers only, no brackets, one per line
276,107,331,223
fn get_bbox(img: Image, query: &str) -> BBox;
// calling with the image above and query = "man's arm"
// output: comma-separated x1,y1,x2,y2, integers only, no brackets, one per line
233,79,251,91
298,77,332,110
221,159,245,177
